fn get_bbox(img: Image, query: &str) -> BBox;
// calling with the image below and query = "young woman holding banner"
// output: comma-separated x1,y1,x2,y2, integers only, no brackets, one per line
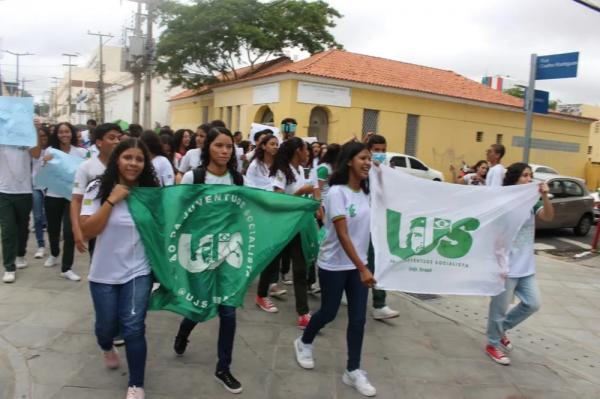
175,127,244,394
269,137,314,328
43,122,87,281
80,138,159,399
294,141,377,397
485,162,554,365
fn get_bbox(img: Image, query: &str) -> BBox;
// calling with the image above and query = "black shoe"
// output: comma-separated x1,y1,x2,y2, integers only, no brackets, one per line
215,370,243,394
173,334,189,356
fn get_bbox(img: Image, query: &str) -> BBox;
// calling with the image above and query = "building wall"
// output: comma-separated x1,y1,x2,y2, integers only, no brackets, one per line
170,97,214,130
170,78,591,180
580,105,600,164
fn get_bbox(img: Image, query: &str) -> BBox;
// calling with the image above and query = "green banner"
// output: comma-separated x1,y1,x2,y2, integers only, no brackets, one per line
128,184,320,322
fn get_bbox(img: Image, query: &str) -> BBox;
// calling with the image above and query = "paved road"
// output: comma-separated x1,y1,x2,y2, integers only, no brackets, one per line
1,238,600,398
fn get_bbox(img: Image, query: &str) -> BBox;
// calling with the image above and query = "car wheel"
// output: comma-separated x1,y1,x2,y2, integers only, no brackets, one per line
573,214,593,236
433,178,441,182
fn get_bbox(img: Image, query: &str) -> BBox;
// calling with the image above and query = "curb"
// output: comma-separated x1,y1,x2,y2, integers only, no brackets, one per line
0,335,31,399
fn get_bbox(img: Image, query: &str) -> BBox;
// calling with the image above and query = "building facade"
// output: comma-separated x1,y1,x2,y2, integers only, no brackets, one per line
169,50,593,180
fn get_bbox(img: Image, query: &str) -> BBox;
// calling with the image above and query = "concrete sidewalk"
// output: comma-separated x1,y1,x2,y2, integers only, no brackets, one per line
1,242,600,398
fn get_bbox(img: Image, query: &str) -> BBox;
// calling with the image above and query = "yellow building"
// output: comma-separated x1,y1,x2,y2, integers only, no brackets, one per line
169,50,593,180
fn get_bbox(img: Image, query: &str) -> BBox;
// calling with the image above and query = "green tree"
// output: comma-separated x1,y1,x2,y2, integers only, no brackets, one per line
156,0,342,88
503,86,525,98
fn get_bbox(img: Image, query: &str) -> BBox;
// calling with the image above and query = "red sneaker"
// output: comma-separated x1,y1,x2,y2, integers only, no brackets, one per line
500,335,513,352
485,345,510,365
297,313,311,329
255,295,279,313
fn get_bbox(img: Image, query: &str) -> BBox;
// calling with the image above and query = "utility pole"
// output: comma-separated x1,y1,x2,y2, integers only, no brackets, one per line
142,1,155,129
62,53,78,121
50,76,61,121
87,31,114,123
131,1,143,124
2,50,34,96
21,78,33,97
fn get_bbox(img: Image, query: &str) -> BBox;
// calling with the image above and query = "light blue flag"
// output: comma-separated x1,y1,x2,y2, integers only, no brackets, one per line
0,96,36,147
34,148,85,200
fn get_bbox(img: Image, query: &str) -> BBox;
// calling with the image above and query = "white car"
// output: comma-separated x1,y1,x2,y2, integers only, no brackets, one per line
383,152,445,181
530,164,559,180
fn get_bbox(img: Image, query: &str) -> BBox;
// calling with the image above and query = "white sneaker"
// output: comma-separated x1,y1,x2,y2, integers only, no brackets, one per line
15,257,27,269
372,305,399,320
44,255,58,267
294,337,314,369
342,369,377,397
60,270,81,281
125,386,145,399
2,272,16,283
34,247,45,259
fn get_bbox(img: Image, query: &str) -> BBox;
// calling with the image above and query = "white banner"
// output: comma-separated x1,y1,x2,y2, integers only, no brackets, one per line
371,165,539,296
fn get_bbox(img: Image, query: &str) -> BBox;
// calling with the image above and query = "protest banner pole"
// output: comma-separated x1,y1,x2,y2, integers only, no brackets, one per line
523,53,537,164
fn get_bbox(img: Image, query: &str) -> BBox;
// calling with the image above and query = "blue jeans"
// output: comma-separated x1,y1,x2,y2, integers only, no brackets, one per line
486,274,541,347
32,189,46,248
89,274,152,387
179,305,237,372
302,268,368,371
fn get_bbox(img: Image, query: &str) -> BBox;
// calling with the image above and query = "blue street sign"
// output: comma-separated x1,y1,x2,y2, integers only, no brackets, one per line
533,90,549,114
536,52,579,80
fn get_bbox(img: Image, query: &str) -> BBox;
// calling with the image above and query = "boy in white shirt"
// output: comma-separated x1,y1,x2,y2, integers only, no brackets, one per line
485,144,506,187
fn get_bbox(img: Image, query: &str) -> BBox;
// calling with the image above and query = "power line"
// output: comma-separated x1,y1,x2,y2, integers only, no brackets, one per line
88,31,114,123
1,50,34,96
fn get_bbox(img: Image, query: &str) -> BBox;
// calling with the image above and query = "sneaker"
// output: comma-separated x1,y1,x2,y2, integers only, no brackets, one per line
34,247,45,259
281,273,293,285
485,344,510,365
15,257,27,269
372,306,400,320
174,333,189,356
309,282,321,295
44,255,58,267
342,369,377,397
268,283,287,298
60,270,81,281
2,272,16,284
297,313,311,329
293,337,314,369
103,347,120,369
256,295,279,313
500,335,513,352
113,336,125,347
125,386,145,399
215,370,243,394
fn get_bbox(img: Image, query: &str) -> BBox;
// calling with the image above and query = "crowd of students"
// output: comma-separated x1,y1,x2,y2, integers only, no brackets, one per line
0,116,553,399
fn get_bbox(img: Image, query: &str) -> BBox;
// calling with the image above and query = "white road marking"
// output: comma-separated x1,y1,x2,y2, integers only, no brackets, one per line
534,243,556,250
556,237,592,250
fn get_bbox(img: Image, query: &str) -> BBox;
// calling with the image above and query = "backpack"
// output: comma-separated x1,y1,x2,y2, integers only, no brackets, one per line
192,166,244,186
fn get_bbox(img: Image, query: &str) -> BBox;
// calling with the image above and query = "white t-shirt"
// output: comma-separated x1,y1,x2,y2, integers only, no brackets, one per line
88,144,99,158
463,173,485,186
317,185,371,271
486,164,505,187
152,155,175,186
245,159,273,191
32,148,47,191
73,156,106,196
81,182,151,284
271,164,306,195
508,203,542,278
181,169,237,185
0,145,33,194
46,146,88,198
178,148,201,173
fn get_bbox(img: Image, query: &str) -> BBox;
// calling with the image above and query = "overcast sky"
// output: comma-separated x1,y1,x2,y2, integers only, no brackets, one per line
1,0,599,105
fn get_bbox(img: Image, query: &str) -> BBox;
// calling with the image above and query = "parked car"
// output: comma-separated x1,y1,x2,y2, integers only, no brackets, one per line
535,175,594,236
384,153,445,181
530,164,559,181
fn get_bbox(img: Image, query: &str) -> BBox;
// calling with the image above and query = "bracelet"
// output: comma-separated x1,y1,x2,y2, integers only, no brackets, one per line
106,199,115,207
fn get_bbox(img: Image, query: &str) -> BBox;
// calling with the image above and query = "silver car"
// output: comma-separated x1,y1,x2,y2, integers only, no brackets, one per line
535,176,594,236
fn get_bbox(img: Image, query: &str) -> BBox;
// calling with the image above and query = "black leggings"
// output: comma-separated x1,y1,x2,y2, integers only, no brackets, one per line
44,196,74,272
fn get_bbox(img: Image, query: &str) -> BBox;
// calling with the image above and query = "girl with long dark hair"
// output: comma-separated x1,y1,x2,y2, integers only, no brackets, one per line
294,141,377,397
42,122,87,281
317,143,341,203
175,127,244,394
140,130,174,186
269,137,314,328
173,129,192,169
80,138,159,399
485,162,554,366
450,160,488,185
